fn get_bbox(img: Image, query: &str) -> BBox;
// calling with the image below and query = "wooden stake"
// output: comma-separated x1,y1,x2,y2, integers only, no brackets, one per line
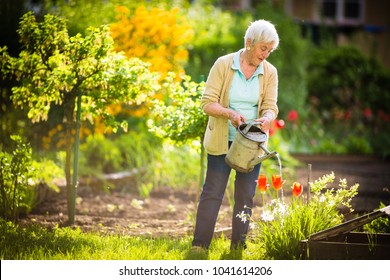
307,163,312,204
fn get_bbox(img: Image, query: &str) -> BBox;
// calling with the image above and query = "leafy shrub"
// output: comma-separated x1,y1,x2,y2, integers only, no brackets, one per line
79,134,123,174
185,2,249,81
307,45,390,156
0,135,33,220
153,141,200,190
307,46,390,115
0,135,62,221
148,74,207,143
77,127,200,194
78,128,162,190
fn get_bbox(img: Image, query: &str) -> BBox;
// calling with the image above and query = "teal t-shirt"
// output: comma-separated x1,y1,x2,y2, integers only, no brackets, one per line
228,49,263,141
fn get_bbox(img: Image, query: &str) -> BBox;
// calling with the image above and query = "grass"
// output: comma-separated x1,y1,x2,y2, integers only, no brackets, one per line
0,219,265,260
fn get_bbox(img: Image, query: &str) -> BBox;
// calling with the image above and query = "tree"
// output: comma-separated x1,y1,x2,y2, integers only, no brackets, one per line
0,12,160,223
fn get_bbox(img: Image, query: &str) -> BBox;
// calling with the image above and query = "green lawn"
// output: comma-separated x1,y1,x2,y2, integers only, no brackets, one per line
0,219,265,260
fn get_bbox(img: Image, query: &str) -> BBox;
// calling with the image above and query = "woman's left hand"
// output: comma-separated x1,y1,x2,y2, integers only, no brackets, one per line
255,116,272,132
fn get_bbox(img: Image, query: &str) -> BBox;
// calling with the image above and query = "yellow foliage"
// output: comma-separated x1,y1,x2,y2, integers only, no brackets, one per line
110,5,193,79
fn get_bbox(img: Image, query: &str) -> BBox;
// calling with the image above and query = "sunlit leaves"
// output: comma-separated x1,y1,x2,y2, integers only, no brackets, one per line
1,11,159,127
147,74,207,143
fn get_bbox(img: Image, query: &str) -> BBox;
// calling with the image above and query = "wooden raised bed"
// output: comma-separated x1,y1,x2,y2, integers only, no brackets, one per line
301,205,390,259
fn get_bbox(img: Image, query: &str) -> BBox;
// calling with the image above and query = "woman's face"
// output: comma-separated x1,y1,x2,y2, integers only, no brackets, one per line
246,41,274,66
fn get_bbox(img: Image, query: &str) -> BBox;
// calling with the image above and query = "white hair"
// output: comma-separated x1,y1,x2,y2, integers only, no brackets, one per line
244,19,280,50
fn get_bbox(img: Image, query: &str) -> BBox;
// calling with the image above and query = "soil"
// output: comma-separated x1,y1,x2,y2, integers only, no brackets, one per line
18,154,390,238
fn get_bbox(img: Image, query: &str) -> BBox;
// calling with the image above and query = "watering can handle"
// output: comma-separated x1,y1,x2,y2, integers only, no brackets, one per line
242,121,263,134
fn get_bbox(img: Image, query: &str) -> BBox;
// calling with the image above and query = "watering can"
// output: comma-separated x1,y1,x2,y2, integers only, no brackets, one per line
225,121,278,173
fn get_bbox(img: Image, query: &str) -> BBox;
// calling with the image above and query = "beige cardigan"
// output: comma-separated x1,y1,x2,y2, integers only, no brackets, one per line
201,52,279,155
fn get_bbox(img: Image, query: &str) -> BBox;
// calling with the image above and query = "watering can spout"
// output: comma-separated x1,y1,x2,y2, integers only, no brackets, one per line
250,145,278,166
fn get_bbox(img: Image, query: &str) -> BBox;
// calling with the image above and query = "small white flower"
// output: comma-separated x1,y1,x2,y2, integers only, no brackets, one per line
261,209,274,222
236,211,248,223
278,203,288,216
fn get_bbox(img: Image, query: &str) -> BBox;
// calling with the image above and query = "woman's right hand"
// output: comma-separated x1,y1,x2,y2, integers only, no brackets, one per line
203,103,246,128
228,110,246,128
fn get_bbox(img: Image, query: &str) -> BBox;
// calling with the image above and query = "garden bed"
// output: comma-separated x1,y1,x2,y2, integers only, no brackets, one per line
17,154,390,237
301,205,390,259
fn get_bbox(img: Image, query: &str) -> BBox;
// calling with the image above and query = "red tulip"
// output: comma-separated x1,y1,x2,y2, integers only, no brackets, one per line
256,174,270,192
363,107,372,118
344,111,351,120
292,182,303,197
287,110,299,122
271,175,285,191
275,119,285,128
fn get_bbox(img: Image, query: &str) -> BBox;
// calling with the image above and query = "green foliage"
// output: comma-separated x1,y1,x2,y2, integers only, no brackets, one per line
79,134,123,174
114,130,161,171
30,159,63,195
44,0,119,36
0,135,33,220
312,137,347,154
0,218,262,260
185,3,250,81
153,142,200,190
306,45,390,156
0,135,63,221
44,0,190,36
312,134,373,155
148,74,207,143
1,10,160,138
278,111,327,154
308,45,390,114
77,129,200,194
77,129,162,191
363,202,390,234
250,172,359,259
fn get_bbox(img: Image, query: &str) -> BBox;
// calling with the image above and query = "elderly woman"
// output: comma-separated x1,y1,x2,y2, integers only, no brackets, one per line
192,19,280,251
